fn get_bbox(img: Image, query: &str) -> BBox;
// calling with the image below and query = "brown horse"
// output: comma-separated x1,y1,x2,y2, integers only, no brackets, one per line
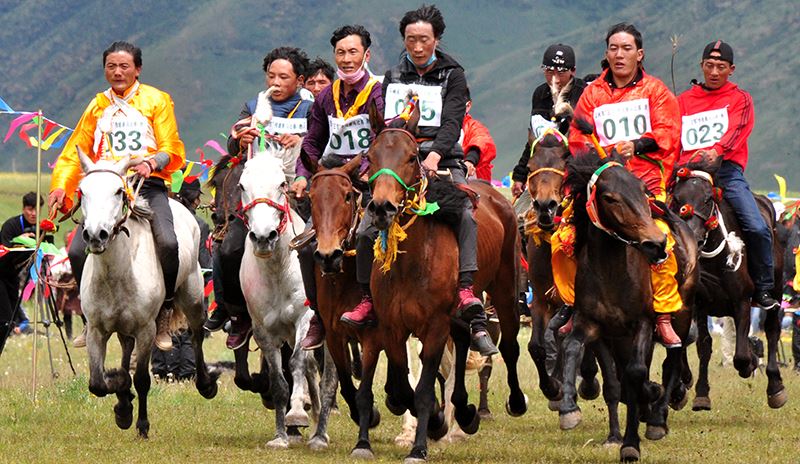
669,159,787,409
364,103,525,462
558,149,697,462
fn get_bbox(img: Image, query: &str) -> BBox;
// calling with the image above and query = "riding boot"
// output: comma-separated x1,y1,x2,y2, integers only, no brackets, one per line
301,310,325,351
655,313,681,349
753,290,780,312
155,300,174,351
226,313,252,350
73,325,87,348
204,305,229,332
548,304,574,332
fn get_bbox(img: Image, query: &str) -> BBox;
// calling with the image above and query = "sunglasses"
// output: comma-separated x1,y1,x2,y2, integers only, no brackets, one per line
541,65,571,73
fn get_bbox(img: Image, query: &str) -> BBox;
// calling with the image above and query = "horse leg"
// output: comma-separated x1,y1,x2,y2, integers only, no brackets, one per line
450,323,480,436
493,286,527,416
558,324,587,430
528,302,562,403
86,326,112,397
285,341,311,429
645,345,681,441
578,345,601,401
308,343,337,451
392,339,418,448
110,333,134,431
328,335,360,425
180,291,220,399
406,340,447,463
763,308,787,408
692,313,713,411
593,341,622,445
259,341,290,449
232,342,255,392
620,319,654,462
477,357,493,419
733,300,757,377
133,331,154,438
349,340,363,380
350,335,382,459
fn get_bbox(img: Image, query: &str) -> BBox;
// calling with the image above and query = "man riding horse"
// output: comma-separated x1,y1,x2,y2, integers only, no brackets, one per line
676,40,780,312
48,41,185,352
549,23,684,348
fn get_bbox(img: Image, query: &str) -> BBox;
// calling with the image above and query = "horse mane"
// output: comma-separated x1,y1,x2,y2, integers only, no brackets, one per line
207,154,238,189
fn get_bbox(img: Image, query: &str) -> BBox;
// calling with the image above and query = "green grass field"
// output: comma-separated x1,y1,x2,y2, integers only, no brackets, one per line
0,328,798,464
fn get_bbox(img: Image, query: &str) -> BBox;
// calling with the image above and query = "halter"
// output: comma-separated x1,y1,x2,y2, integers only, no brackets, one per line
585,161,642,246
368,128,424,204
238,186,292,235
77,168,135,245
310,169,361,251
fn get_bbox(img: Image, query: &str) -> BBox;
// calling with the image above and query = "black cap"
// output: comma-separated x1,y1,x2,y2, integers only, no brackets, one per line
702,40,734,64
179,177,202,201
542,44,575,70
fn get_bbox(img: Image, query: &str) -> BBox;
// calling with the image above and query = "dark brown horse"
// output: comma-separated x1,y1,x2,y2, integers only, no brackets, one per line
669,159,787,410
364,103,525,462
558,149,697,461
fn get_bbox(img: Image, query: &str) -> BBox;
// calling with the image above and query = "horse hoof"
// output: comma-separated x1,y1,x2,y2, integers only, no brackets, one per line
578,377,601,400
505,393,528,417
670,391,689,411
603,436,622,447
620,445,640,462
266,437,289,449
136,420,150,439
113,402,133,430
307,435,329,451
404,457,427,464
369,406,381,429
350,447,375,459
768,388,788,409
548,400,560,412
559,409,582,430
455,404,480,435
197,380,218,400
645,424,667,441
692,396,711,411
286,409,310,427
427,411,448,441
385,396,407,415
478,408,493,421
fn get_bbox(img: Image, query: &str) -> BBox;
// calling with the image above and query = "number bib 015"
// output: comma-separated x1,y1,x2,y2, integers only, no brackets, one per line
94,109,156,159
384,83,443,127
681,107,728,151
593,98,652,146
323,114,371,157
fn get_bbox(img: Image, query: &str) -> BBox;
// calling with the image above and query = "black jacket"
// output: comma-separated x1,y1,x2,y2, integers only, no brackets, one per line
382,51,468,169
512,77,586,183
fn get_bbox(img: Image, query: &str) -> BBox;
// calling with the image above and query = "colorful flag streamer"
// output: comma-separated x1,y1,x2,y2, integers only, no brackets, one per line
774,174,787,202
0,96,13,113
0,94,74,152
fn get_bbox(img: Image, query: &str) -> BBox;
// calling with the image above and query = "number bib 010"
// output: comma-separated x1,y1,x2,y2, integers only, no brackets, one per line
681,107,728,151
593,98,652,146
323,114,371,157
384,83,443,127
94,109,156,159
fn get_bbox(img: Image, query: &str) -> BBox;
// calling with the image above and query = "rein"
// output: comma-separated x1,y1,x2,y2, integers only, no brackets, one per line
585,161,641,246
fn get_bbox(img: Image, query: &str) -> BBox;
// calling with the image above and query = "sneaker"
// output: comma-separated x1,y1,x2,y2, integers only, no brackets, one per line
655,314,681,348
72,327,87,348
340,295,377,328
548,304,574,332
753,291,780,311
456,287,483,322
226,315,252,350
301,314,326,351
470,331,499,356
204,307,229,332
155,305,174,351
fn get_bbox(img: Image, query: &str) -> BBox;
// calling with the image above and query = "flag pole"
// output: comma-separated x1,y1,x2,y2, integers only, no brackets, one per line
31,109,43,403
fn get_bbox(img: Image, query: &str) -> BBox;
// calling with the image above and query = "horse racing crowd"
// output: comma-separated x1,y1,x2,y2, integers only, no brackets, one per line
1,3,798,462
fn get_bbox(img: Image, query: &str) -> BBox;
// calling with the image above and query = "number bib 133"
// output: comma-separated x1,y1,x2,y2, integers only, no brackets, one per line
384,83,443,127
681,107,728,151
593,98,652,146
323,114,371,157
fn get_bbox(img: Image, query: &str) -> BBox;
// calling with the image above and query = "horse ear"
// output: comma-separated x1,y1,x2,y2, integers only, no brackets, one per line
368,100,384,135
342,153,362,178
77,145,94,172
405,101,420,135
299,147,319,175
115,155,134,175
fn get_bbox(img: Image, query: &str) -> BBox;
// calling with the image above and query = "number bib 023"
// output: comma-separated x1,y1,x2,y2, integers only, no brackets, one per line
681,107,728,151
530,114,558,139
384,83,443,127
323,114,371,157
593,98,652,146
94,109,156,159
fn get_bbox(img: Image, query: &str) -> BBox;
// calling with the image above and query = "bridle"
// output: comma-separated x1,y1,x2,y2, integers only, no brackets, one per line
526,127,568,183
310,169,361,251
237,183,292,235
76,168,136,245
585,161,643,246
367,128,426,210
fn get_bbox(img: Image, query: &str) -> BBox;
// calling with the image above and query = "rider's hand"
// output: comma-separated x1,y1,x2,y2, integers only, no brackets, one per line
238,127,259,147
291,177,308,199
133,158,155,178
48,188,66,212
465,160,476,177
422,151,441,175
696,148,720,162
276,133,301,148
512,181,525,198
614,141,635,161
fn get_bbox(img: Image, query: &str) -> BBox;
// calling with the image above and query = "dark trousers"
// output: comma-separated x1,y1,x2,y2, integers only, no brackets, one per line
793,312,800,369
68,178,179,301
212,218,247,314
151,329,196,379
716,161,774,293
0,269,19,352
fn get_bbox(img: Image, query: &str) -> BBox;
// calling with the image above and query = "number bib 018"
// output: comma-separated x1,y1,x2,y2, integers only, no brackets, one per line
384,83,443,127
323,114,371,157
593,98,652,146
681,107,728,151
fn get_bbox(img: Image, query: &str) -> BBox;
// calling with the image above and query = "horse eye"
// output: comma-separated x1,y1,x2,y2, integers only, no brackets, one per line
602,193,619,204
116,188,124,196
237,183,243,191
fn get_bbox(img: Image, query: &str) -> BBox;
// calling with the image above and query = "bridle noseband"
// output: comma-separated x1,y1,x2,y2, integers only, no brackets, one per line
310,169,361,249
238,184,292,235
78,168,135,245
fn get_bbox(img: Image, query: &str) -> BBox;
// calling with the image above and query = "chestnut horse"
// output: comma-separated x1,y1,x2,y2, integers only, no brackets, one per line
364,103,525,462
557,149,697,462
669,159,787,410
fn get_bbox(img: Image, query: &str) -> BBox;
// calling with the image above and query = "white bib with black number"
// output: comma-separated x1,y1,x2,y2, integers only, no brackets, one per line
530,114,558,139
260,117,307,135
593,98,652,146
681,107,728,151
323,114,371,157
94,106,156,159
384,83,443,127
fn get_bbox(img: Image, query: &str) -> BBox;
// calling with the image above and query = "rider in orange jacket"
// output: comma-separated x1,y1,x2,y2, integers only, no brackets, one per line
461,89,496,181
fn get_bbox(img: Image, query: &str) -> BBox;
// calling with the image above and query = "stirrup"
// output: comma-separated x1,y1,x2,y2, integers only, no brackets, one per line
289,228,316,250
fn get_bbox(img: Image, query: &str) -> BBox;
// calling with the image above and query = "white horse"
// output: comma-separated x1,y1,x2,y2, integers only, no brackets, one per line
77,151,218,438
238,152,330,449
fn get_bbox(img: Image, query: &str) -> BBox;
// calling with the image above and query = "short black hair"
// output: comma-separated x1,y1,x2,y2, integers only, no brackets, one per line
606,23,643,49
399,4,446,39
262,47,310,77
22,191,43,208
103,41,142,68
465,85,471,102
330,24,372,49
307,58,335,82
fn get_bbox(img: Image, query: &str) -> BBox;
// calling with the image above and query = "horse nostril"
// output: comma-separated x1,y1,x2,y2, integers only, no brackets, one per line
82,229,91,242
98,229,109,241
367,201,376,213
313,250,324,263
248,231,257,242
331,249,344,261
383,202,398,216
547,200,558,212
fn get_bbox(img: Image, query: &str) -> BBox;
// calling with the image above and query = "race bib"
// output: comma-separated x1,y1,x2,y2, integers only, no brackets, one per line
260,117,307,135
384,83,443,127
530,114,558,139
94,109,155,159
681,107,728,151
593,99,652,145
323,114,371,157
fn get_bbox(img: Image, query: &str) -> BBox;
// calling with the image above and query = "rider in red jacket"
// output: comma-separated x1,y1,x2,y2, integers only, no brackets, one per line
461,90,496,181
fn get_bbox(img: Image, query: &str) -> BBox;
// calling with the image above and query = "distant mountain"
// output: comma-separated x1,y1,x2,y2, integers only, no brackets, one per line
1,0,797,189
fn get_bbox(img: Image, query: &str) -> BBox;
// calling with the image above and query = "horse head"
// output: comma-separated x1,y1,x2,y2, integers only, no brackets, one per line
77,148,134,254
365,98,421,231
567,149,667,264
208,155,245,230
238,154,292,257
308,155,362,273
669,159,722,247
526,129,569,230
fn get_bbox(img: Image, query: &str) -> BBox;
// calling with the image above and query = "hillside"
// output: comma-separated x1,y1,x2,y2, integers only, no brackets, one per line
1,0,797,189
